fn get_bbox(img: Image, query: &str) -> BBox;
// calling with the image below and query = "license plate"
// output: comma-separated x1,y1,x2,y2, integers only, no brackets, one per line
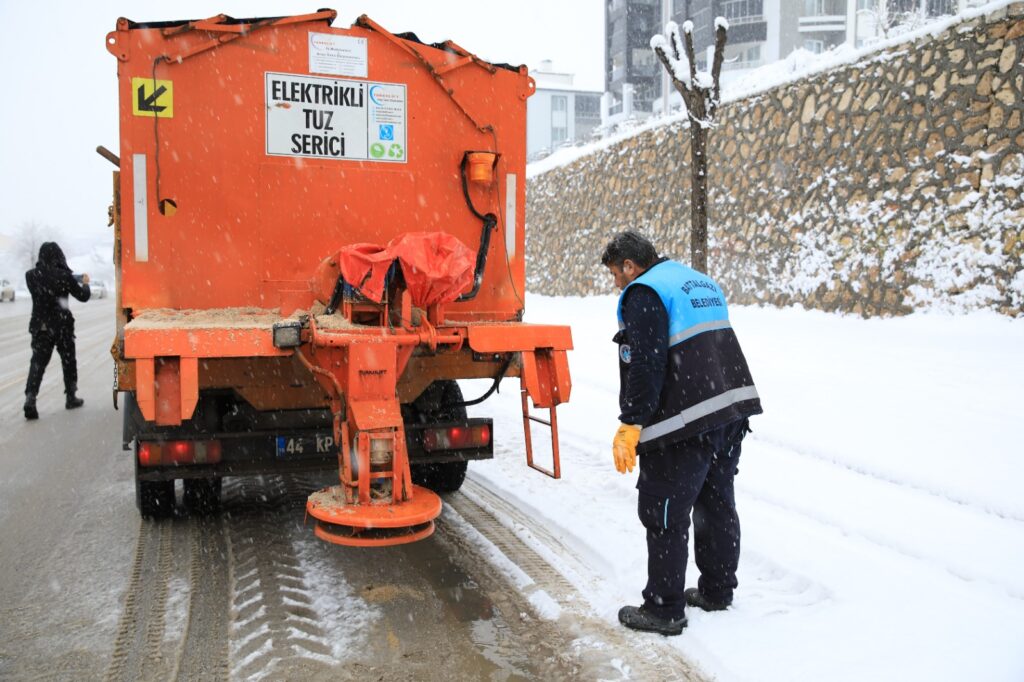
276,434,335,458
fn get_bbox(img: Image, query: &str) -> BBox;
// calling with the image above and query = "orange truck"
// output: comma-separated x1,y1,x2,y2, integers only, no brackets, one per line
103,10,572,546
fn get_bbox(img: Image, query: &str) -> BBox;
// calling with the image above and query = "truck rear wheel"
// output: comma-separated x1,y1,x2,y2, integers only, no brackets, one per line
409,380,470,494
183,477,222,515
136,478,175,519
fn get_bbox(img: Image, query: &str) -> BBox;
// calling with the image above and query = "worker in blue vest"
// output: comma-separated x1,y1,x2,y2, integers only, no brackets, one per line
602,231,762,636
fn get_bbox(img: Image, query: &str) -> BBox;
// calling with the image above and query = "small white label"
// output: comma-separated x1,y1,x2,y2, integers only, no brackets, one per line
309,32,367,78
265,72,407,163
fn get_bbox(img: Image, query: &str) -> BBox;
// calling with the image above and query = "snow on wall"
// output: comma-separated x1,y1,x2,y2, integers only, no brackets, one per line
526,4,1024,316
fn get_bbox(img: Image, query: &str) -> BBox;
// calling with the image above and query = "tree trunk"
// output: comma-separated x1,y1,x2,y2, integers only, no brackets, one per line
689,124,708,273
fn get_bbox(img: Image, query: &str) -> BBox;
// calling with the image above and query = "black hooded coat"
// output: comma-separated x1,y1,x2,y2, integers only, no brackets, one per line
25,242,90,335
24,242,90,397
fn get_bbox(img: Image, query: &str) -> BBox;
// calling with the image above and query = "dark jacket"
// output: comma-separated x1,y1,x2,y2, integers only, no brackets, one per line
25,242,90,335
616,259,761,450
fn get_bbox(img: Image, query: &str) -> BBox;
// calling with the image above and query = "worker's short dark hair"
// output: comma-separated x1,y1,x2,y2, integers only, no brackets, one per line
600,231,658,269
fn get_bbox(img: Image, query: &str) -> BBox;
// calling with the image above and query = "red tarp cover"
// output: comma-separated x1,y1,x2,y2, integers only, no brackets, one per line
336,232,475,308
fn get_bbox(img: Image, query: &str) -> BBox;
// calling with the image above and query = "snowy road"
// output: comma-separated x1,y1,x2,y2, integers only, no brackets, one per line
0,298,704,681
3,293,1021,680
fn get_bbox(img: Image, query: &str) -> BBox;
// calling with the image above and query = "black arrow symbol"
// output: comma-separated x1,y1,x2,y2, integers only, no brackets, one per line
137,84,167,112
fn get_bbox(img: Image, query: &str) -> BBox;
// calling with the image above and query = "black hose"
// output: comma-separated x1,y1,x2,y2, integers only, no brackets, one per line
450,354,514,408
457,152,498,302
324,275,346,315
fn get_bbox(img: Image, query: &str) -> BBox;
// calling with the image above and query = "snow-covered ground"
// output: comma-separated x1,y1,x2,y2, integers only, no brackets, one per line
464,295,1024,681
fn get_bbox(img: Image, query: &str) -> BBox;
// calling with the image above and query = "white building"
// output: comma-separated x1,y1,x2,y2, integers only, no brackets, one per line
527,61,603,161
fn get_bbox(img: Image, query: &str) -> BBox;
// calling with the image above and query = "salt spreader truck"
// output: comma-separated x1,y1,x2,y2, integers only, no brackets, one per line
103,10,572,546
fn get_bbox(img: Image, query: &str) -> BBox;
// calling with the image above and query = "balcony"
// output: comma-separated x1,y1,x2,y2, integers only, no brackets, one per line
721,0,765,26
799,14,847,32
722,58,763,71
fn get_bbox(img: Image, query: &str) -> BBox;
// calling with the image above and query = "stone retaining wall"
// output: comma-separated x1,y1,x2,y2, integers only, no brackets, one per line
525,4,1024,316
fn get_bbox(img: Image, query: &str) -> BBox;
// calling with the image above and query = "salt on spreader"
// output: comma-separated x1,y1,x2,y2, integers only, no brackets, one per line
103,10,571,546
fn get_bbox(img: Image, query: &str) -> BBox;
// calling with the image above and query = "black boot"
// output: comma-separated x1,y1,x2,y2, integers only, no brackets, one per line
684,587,731,612
65,393,84,410
617,605,686,636
24,394,38,420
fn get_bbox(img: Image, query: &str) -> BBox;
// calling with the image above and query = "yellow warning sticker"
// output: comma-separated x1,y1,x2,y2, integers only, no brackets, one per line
131,77,173,118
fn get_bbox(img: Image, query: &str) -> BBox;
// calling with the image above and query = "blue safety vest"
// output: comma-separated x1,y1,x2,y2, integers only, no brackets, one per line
617,260,762,446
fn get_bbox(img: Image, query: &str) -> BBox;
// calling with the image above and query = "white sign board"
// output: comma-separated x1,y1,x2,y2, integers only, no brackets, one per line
265,72,407,163
308,32,367,78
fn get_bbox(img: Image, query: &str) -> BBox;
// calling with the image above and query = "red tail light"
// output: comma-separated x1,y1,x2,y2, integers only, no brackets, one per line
422,425,492,451
138,440,223,466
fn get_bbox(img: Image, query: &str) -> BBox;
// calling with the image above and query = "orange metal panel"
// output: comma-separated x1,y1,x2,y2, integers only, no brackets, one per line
180,356,199,420
155,358,182,426
124,328,289,359
466,324,573,353
348,400,403,432
111,14,529,321
521,349,572,408
136,357,155,420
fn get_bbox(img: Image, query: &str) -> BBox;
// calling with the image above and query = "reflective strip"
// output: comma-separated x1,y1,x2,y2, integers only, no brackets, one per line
132,153,148,262
663,498,669,528
639,385,760,444
669,319,732,347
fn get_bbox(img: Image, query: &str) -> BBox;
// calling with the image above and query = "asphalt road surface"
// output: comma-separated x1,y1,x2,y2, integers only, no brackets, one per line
0,297,706,681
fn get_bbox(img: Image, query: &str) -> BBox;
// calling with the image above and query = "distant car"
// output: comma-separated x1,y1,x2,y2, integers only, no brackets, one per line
90,280,108,299
0,279,14,302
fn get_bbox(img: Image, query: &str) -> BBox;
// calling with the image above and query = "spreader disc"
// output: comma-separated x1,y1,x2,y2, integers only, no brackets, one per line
306,484,442,547
314,520,435,547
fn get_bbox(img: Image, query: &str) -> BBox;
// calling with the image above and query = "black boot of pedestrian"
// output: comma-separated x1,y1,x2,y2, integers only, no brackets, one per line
618,605,687,636
24,394,39,420
65,394,84,410
684,587,731,612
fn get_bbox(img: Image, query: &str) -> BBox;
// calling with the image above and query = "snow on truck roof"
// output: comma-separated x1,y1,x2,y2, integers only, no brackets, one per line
121,12,523,74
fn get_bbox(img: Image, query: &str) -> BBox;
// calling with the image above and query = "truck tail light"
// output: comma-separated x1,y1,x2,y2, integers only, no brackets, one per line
138,440,222,466
422,424,491,452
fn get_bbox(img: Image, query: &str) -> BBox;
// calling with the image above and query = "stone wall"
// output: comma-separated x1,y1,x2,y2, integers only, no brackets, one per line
526,5,1024,316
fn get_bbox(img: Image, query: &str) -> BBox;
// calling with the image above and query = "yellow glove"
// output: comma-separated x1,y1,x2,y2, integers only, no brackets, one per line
612,423,641,474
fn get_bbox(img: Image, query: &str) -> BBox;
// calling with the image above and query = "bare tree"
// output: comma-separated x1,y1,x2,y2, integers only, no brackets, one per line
857,0,954,42
14,221,63,271
651,19,727,274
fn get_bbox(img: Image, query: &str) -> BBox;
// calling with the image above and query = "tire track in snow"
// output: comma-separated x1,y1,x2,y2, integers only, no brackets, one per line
223,475,339,681
739,484,1024,601
105,520,180,682
749,432,1024,523
172,517,230,682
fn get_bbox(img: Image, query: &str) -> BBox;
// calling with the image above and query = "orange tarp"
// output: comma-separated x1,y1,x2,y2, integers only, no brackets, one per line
337,232,475,308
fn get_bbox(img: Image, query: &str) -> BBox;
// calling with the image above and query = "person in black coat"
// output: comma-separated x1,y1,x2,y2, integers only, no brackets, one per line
23,242,90,419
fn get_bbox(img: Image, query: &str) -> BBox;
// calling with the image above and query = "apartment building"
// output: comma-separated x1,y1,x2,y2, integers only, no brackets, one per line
605,0,982,123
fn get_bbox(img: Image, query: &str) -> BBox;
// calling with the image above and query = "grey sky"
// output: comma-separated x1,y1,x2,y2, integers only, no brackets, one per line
0,1,603,248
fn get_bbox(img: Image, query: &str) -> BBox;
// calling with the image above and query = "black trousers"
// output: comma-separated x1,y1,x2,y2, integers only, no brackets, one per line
26,326,78,397
637,419,747,620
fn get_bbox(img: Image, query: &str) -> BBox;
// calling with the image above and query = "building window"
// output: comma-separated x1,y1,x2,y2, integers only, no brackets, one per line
722,0,764,25
575,94,601,123
804,38,825,53
804,0,826,15
551,95,568,146
746,45,761,63
857,0,874,9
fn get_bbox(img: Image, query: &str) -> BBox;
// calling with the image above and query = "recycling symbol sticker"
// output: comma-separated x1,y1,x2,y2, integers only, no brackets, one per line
370,142,386,158
387,143,404,159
